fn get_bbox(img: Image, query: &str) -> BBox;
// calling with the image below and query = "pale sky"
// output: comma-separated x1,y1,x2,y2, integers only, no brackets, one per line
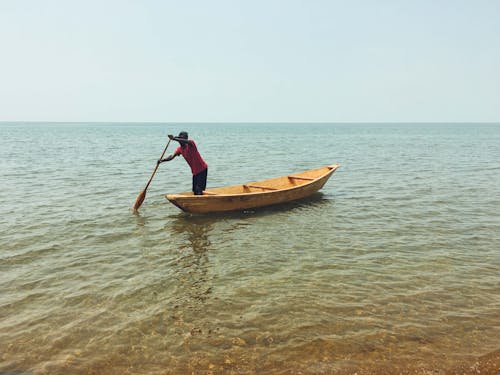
0,0,499,122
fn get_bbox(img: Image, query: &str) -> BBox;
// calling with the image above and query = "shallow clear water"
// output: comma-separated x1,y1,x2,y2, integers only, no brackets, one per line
0,123,499,373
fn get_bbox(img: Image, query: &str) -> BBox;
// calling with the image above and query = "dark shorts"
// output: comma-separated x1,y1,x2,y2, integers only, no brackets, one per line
192,168,207,195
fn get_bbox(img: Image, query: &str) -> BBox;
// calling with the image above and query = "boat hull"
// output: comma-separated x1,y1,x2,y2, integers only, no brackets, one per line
166,164,339,213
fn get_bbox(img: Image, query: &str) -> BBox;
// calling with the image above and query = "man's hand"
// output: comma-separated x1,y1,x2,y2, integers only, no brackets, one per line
168,134,174,140
157,159,163,165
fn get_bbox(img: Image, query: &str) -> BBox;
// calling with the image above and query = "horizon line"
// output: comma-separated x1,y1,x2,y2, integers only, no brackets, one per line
1,121,499,125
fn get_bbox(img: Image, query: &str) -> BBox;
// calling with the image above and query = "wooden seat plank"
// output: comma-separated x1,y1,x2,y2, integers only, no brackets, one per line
288,175,315,181
243,184,278,191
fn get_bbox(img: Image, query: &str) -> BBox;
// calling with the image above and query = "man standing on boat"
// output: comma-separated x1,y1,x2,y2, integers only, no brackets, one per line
157,131,208,195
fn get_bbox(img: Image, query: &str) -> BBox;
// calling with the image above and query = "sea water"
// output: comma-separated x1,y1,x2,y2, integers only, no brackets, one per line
0,123,499,373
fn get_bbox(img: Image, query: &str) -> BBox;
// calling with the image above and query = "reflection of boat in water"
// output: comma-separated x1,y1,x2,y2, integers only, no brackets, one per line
167,216,214,306
166,164,340,213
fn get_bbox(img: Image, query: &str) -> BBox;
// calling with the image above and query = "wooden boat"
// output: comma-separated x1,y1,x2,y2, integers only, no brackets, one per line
166,164,339,213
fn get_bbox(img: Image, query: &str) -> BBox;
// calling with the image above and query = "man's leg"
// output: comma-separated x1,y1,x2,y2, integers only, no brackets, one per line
192,174,198,195
199,168,207,191
193,169,207,195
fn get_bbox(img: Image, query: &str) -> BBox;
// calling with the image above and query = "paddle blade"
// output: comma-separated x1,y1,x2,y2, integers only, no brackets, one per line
133,190,146,211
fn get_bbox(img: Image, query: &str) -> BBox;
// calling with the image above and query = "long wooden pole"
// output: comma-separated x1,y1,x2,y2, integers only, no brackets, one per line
133,138,172,211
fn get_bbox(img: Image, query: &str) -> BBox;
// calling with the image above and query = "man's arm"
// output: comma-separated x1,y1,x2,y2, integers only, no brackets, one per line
168,134,190,145
158,153,178,164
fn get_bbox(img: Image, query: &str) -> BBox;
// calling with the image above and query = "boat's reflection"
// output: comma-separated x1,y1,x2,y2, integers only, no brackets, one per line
166,216,215,310
170,215,214,253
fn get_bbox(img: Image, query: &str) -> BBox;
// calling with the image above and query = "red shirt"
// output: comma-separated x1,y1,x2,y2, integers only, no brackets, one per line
174,140,208,175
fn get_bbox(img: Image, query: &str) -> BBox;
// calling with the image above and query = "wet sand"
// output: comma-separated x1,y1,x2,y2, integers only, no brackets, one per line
328,348,500,375
4,346,498,374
